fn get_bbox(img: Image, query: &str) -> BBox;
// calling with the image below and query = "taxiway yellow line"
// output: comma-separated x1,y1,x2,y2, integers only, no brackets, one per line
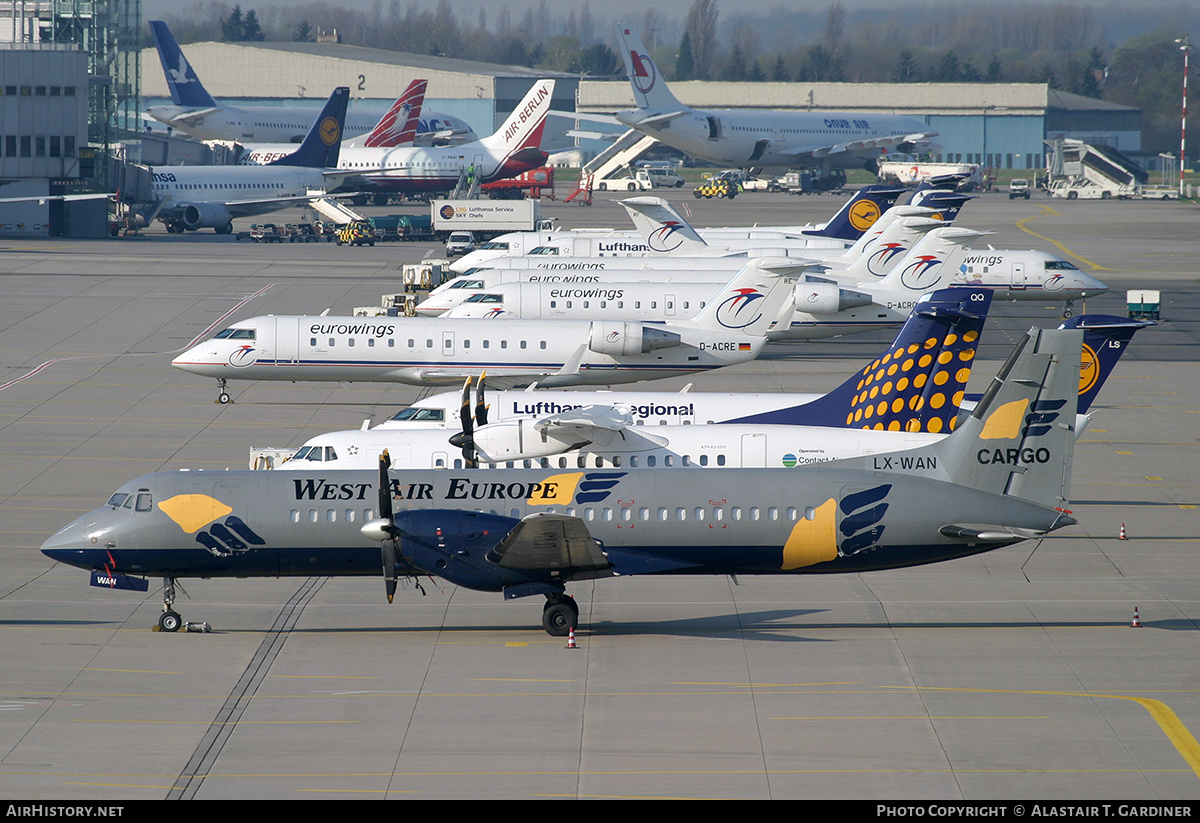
1016,206,1111,271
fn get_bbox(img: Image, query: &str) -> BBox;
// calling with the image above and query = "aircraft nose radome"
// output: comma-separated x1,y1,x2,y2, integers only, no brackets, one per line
40,520,98,566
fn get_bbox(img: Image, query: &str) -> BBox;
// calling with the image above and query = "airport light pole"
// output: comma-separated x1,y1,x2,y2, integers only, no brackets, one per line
1176,35,1192,196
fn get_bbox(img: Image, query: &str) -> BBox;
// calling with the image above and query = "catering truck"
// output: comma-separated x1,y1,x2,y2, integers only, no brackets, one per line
431,199,554,241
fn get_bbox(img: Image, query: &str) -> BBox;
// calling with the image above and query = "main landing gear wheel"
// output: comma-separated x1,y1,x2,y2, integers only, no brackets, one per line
542,594,578,637
157,576,182,632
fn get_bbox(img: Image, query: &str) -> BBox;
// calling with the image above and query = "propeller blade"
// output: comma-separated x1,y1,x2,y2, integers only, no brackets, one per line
377,449,398,603
475,372,489,426
458,376,474,467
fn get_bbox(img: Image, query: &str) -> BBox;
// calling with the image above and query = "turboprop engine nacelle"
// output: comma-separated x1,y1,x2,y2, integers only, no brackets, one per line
792,281,874,314
588,321,681,356
472,419,586,463
182,202,233,230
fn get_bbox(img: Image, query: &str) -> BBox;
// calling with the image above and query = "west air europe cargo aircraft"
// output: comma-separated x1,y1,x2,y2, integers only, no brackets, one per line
611,23,938,171
146,21,473,145
172,259,794,403
43,324,1082,635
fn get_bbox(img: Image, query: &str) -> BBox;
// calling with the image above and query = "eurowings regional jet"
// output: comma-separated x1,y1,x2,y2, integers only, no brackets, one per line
145,21,473,146
620,196,1109,316
138,86,362,234
171,258,794,402
612,23,938,171
42,323,1082,635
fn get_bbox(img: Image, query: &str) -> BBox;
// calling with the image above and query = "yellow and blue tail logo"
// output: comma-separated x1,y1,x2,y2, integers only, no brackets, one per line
728,287,992,431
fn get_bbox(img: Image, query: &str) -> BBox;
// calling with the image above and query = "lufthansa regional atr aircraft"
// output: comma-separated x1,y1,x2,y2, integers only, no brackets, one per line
146,21,474,146
272,304,1147,472
611,23,937,171
172,259,794,403
42,324,1082,634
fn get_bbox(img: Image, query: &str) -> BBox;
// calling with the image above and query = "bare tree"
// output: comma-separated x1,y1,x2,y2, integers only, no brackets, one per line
684,0,719,80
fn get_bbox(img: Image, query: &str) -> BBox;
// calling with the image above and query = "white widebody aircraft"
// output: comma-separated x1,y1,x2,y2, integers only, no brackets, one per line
146,21,473,145
138,87,357,234
172,259,795,402
611,23,937,171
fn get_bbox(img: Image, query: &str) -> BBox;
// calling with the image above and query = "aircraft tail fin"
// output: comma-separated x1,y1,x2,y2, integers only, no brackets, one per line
478,79,556,169
932,326,1082,507
909,187,973,221
614,23,688,113
727,287,993,430
875,226,983,293
1063,315,1155,414
681,259,798,338
803,185,906,241
268,87,349,169
149,20,216,109
831,216,945,278
361,79,427,148
619,196,710,254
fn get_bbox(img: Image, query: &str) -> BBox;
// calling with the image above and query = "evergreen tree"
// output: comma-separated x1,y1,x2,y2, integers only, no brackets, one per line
222,6,245,42
242,10,265,42
723,44,747,81
675,31,695,80
293,20,314,43
772,54,789,82
891,49,919,82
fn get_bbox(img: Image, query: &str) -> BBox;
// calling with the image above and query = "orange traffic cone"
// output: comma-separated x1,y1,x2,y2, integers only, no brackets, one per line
1131,606,1141,628
566,627,579,649
1119,523,1128,540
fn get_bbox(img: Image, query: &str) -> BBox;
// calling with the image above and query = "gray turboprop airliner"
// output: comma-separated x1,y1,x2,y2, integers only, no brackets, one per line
42,324,1082,635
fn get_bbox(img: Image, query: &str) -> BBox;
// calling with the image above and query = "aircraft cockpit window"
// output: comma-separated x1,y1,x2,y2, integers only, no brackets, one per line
107,492,129,509
464,293,503,304
528,246,560,256
449,279,486,290
389,407,446,422
478,242,509,251
214,328,256,340
135,492,153,512
324,447,338,461
1044,260,1079,270
292,447,312,460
